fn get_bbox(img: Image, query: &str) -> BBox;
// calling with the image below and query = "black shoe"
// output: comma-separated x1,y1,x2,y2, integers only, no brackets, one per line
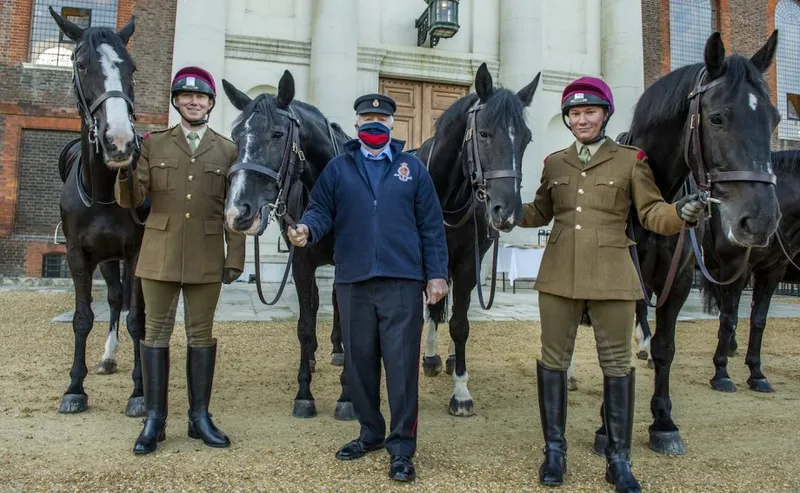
133,342,169,455
537,361,567,486
389,455,416,482
187,341,230,448
335,438,385,460
603,369,642,493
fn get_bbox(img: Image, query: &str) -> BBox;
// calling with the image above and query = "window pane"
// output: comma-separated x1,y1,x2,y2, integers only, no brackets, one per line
776,0,800,139
29,1,119,66
670,0,715,70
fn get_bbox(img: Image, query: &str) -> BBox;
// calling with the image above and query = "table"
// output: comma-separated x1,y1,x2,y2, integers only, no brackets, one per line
496,244,545,293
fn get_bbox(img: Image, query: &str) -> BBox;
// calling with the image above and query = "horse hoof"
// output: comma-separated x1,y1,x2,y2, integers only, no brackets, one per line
649,430,687,456
334,401,356,421
748,378,774,393
567,377,578,392
728,348,738,357
423,355,443,377
125,396,146,417
330,352,345,367
292,399,317,418
445,356,456,376
710,377,737,393
94,359,118,375
309,359,316,374
636,350,649,361
58,394,88,414
593,433,607,457
448,396,474,417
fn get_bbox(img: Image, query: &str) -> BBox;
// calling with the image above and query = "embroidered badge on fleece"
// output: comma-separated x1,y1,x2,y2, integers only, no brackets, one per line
395,162,413,182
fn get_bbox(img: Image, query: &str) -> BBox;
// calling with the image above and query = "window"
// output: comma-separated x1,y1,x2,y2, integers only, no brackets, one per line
29,1,118,67
776,0,800,139
669,0,718,70
42,253,69,278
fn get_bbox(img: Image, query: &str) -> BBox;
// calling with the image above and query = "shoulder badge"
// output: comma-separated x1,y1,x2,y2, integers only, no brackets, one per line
143,131,150,140
636,150,647,162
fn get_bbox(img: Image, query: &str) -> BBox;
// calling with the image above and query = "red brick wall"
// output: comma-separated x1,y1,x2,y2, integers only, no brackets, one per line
0,0,176,277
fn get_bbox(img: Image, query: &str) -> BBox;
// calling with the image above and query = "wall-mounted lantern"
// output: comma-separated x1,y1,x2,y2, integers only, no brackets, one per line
416,0,460,48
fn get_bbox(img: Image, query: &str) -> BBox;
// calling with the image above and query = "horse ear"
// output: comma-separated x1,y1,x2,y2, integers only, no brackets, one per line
222,79,252,111
49,6,84,42
750,30,778,73
117,16,135,45
276,70,295,109
517,72,541,107
475,63,493,102
704,32,726,78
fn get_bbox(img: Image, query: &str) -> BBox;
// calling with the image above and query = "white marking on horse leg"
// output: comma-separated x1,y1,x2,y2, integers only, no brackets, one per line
567,353,575,381
452,371,472,402
101,322,119,362
97,44,134,152
448,339,456,357
749,93,758,111
424,320,438,358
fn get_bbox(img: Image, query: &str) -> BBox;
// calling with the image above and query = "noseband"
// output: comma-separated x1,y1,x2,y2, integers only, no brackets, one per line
226,107,306,235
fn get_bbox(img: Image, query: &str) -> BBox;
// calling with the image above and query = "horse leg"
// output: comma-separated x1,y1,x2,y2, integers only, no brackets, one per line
292,258,318,418
423,300,446,377
330,285,345,367
95,261,122,375
710,280,745,392
567,352,578,391
647,269,693,455
445,339,456,375
448,269,474,417
745,269,781,392
635,299,654,367
331,281,355,420
124,271,146,417
59,254,95,414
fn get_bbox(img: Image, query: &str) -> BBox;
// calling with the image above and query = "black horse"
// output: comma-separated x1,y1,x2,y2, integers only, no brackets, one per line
700,150,800,393
587,31,782,456
416,63,540,416
50,8,148,417
221,71,354,420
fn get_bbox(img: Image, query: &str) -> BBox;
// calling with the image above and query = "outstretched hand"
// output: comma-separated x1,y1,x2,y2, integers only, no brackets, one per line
423,278,449,305
287,224,309,247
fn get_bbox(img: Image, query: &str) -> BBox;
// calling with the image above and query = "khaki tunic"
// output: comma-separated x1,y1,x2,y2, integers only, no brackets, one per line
115,125,246,284
520,138,683,300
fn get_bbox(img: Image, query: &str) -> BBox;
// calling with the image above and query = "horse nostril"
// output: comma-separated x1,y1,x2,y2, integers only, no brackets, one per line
491,204,503,218
739,216,758,235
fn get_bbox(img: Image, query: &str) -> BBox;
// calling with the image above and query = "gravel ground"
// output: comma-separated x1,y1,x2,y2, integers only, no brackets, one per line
1,290,799,492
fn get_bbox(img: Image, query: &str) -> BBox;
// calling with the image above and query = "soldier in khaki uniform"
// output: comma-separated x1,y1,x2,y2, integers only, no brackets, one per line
112,66,245,455
519,77,703,493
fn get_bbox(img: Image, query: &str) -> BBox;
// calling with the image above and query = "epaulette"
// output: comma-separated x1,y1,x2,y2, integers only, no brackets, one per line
217,133,235,145
617,143,648,162
145,126,173,138
543,150,558,165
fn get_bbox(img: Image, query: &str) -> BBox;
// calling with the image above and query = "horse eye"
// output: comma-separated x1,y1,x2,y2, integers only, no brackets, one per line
709,115,724,126
479,131,490,139
76,62,86,72
272,131,284,139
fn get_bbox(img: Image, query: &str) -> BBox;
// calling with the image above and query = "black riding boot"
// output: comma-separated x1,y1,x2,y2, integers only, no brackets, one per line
603,369,642,493
133,342,169,455
537,361,567,486
187,340,230,448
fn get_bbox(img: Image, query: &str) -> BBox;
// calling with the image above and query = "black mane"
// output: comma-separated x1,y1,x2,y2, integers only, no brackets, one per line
434,88,528,138
231,93,351,141
771,150,800,174
630,55,768,135
77,26,134,66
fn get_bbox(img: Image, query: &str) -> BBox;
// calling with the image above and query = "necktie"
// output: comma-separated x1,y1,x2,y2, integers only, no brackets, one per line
578,145,591,166
188,132,199,153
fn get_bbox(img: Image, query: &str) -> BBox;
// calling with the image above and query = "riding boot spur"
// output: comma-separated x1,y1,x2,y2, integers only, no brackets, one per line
133,342,169,455
187,340,230,447
537,361,568,486
603,368,642,493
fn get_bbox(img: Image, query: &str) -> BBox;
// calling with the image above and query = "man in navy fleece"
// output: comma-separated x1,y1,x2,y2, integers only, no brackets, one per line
287,93,448,482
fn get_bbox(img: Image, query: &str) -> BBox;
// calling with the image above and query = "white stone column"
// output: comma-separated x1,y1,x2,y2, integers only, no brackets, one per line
169,0,228,130
309,0,359,128
601,0,645,140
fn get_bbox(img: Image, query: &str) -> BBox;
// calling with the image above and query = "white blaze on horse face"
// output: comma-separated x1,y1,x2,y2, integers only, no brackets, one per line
749,93,758,112
507,125,518,225
97,44,134,154
424,320,438,358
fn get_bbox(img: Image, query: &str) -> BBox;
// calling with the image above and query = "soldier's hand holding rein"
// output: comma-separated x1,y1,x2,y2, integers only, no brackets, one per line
676,193,703,224
288,224,309,247
424,278,449,305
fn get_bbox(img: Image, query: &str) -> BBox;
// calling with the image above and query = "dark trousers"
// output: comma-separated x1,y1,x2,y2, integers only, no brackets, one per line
336,277,424,457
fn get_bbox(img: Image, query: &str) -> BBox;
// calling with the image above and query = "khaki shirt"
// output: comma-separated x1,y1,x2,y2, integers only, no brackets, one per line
519,137,683,300
115,124,246,284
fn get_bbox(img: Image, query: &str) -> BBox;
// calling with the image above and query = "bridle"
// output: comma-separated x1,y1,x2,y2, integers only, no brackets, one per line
70,42,143,224
631,67,778,307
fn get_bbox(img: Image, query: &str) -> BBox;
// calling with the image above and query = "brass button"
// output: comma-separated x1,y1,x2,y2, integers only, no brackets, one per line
576,206,583,212
575,224,582,230
581,172,587,177
185,212,191,219
554,181,558,185
191,158,196,163
578,189,585,195
609,180,615,185
160,162,165,167
215,169,221,174
188,175,194,181
187,194,192,200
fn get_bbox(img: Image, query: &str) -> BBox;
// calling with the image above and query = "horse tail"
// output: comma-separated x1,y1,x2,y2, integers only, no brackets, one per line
701,275,720,315
121,262,132,313
426,280,451,325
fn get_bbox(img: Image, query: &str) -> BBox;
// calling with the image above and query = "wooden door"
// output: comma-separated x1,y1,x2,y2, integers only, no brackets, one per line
379,77,469,151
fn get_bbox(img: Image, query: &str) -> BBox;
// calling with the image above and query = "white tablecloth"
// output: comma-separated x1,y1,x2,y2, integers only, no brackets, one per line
496,245,545,285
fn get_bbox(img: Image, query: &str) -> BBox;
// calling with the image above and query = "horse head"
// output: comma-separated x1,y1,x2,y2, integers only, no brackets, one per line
461,63,540,232
50,7,138,168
